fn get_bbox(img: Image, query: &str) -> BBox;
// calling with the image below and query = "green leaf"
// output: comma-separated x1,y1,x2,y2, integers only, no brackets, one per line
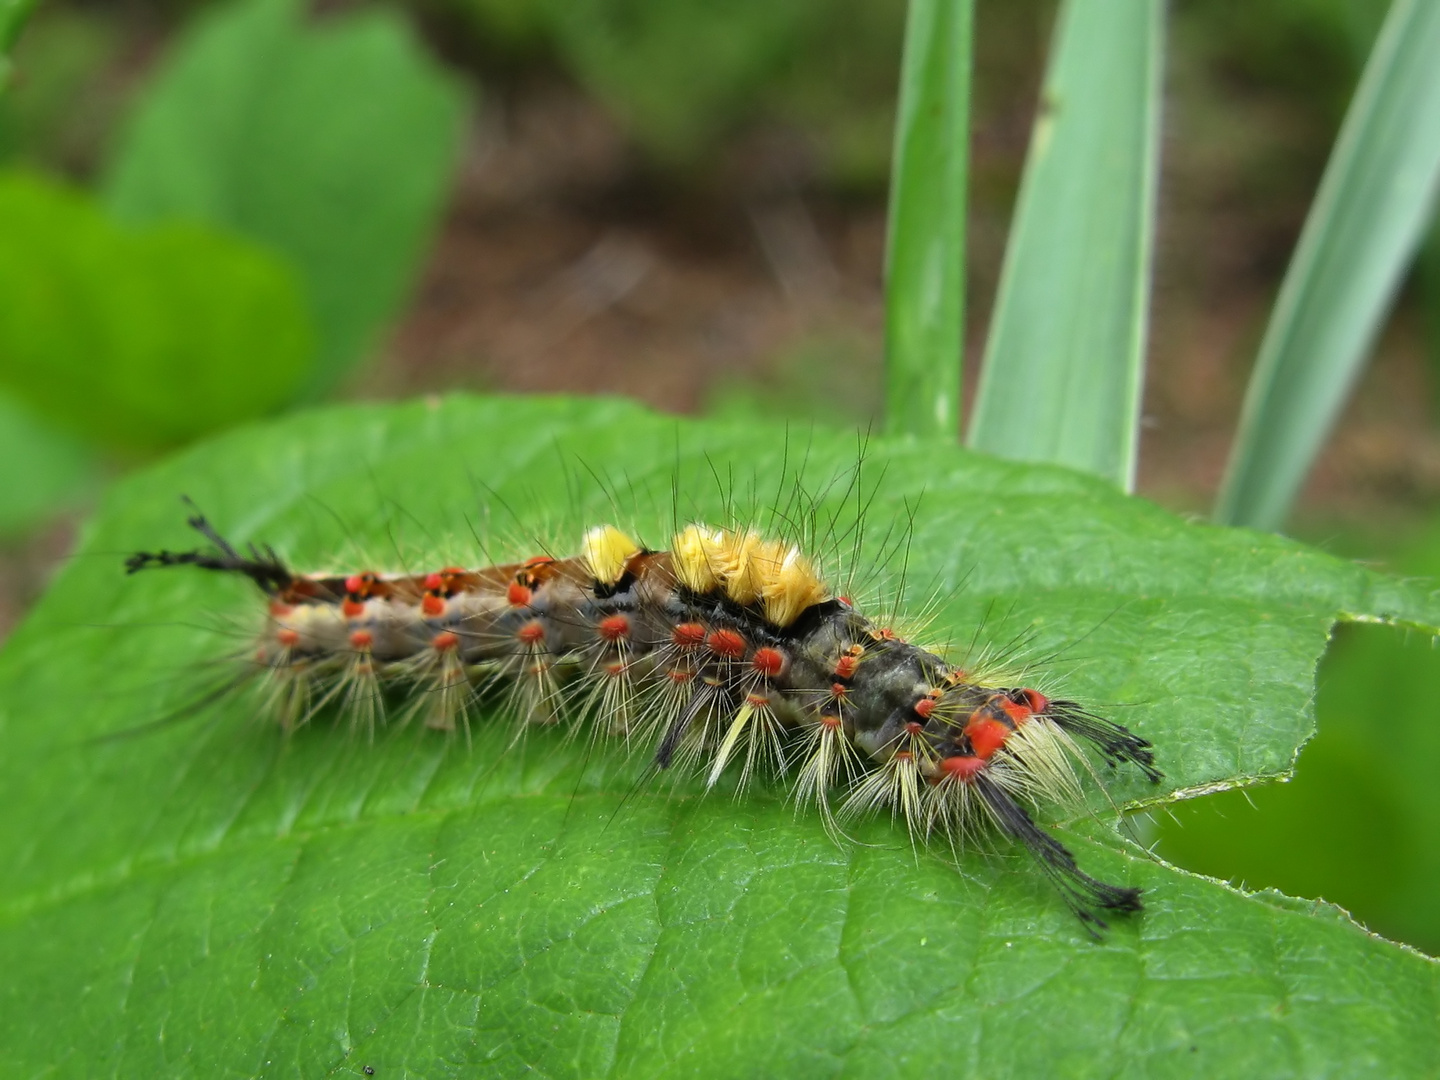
0,170,314,451
1215,0,1440,531
0,0,38,93
0,388,96,538
882,0,971,440
0,0,36,53
2,396,1438,1075
0,10,125,169
1156,516,1440,955
103,0,467,398
544,0,811,162
968,0,1164,491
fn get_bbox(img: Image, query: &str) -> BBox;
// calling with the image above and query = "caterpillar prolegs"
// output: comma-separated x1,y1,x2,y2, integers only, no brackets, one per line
127,507,1163,930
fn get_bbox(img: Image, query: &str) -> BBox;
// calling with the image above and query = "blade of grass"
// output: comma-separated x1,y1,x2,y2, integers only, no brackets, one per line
1215,0,1440,532
967,0,1164,491
882,0,972,441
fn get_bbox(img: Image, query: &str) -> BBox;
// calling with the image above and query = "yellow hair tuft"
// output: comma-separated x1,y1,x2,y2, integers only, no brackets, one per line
671,524,829,627
761,545,830,627
672,524,726,593
580,525,641,586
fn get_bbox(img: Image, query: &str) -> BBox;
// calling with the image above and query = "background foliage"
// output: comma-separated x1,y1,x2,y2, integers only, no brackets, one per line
2,0,1440,1073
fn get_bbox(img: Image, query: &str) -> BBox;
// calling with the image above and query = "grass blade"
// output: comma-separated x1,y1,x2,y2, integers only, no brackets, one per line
967,0,1164,491
1215,0,1440,531
882,0,973,441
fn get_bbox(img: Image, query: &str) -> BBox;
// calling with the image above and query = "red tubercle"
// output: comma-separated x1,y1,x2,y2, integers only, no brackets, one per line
506,582,533,607
751,647,785,678
965,714,1011,759
672,622,706,647
276,628,300,648
598,614,630,642
424,567,468,594
431,630,459,652
938,754,986,784
349,629,373,650
268,600,293,618
904,721,925,736
834,654,859,680
421,594,446,618
999,696,1032,725
707,628,746,659
830,682,849,700
818,713,842,730
1015,688,1049,714
342,599,366,619
517,620,546,646
344,574,365,595
913,696,936,721
523,554,556,569
745,692,770,708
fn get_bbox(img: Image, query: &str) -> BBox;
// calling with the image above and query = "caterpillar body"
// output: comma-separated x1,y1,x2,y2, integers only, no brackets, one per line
127,507,1163,930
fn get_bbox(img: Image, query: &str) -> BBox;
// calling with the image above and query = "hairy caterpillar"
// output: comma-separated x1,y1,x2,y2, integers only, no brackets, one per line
126,504,1162,930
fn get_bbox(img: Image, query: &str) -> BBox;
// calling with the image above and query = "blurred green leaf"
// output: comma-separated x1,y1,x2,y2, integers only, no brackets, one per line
968,0,1164,490
0,11,124,170
3,396,1440,1073
0,389,95,538
0,0,37,91
546,0,810,161
441,0,552,49
104,0,467,398
766,0,905,191
882,0,971,440
1215,0,1440,531
0,0,36,53
0,170,314,450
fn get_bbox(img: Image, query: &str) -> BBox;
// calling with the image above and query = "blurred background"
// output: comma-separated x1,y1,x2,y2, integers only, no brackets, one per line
2,0,1437,952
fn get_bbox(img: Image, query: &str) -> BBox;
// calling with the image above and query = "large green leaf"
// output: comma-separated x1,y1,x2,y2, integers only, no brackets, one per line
968,0,1164,490
3,396,1438,1075
104,0,466,398
0,170,313,451
1156,516,1440,956
1215,0,1440,531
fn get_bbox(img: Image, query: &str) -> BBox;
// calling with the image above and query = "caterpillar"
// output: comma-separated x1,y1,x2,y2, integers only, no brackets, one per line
126,504,1163,931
